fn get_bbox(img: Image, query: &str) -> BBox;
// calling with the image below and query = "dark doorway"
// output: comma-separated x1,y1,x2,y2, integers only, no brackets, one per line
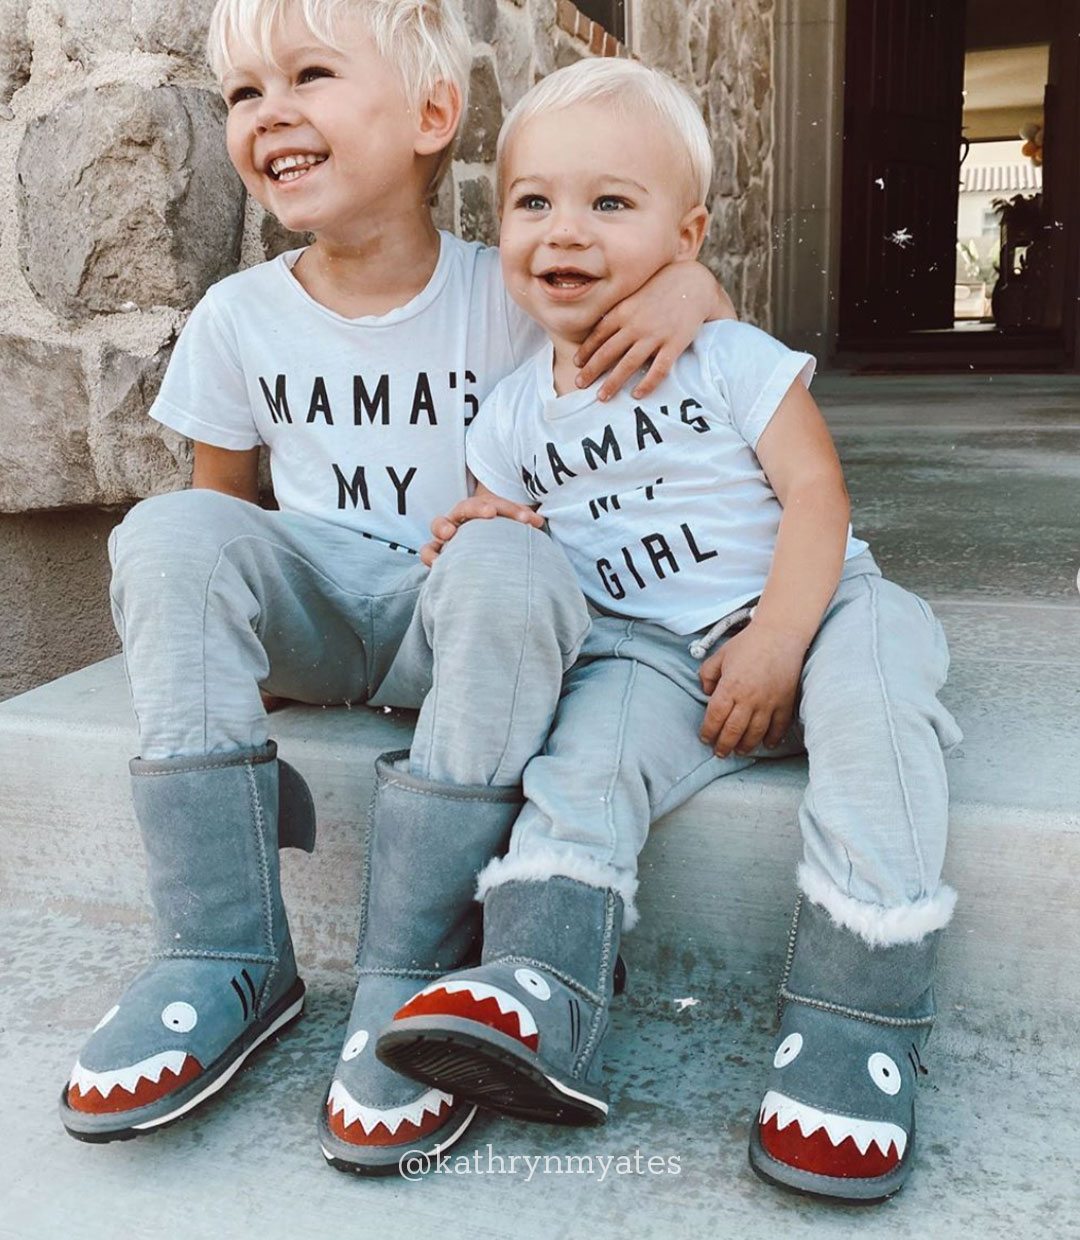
837,0,1080,369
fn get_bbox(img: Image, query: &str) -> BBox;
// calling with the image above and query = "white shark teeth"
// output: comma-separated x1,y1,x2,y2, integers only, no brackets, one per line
327,1079,452,1136
69,1050,190,1099
417,979,538,1038
759,1090,907,1160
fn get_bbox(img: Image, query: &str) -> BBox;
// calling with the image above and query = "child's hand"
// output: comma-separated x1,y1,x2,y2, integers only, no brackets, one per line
698,624,806,758
420,494,544,567
574,262,737,402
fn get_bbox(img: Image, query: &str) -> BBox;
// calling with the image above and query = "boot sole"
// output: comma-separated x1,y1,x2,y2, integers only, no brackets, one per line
747,1114,913,1203
318,1099,479,1176
377,1015,608,1126
59,976,306,1143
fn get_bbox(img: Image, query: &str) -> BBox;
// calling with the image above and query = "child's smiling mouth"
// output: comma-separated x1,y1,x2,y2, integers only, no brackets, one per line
266,152,329,182
537,267,599,299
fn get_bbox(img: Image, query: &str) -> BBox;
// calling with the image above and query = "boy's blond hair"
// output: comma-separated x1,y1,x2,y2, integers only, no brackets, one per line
496,59,714,210
208,0,471,187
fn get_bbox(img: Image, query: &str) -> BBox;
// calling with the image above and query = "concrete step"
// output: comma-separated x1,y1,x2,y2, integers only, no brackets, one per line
1,593,1078,1043
1,902,1075,1240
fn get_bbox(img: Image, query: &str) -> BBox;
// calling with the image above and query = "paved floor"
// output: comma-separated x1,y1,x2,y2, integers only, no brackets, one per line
3,905,1077,1240
1,374,1078,1239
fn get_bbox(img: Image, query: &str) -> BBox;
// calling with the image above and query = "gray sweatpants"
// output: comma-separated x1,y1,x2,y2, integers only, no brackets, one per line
108,489,589,785
505,552,963,910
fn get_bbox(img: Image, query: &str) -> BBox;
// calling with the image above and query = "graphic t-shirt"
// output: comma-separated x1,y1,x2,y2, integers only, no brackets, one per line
466,320,868,634
150,232,544,553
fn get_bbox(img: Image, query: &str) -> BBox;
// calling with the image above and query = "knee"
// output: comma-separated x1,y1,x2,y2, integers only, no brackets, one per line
430,519,588,642
110,490,250,595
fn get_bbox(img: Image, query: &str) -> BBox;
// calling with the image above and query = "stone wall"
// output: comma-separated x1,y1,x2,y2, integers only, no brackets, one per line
0,0,774,698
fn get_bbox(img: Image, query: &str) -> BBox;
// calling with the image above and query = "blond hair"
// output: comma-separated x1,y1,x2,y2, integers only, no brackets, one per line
208,0,471,187
497,59,713,208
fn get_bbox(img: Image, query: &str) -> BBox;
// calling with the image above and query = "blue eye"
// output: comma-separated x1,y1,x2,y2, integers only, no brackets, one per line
595,196,629,212
516,194,549,211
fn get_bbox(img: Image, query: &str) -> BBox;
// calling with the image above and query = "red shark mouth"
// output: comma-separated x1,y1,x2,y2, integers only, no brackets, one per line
394,979,540,1051
67,1051,203,1114
326,1080,454,1147
758,1090,905,1178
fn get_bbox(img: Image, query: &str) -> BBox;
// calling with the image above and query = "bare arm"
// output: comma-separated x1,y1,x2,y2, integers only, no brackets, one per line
192,441,261,504
699,380,850,757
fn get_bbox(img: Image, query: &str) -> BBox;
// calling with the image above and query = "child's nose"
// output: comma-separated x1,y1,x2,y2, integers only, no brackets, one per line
254,93,301,133
545,210,588,247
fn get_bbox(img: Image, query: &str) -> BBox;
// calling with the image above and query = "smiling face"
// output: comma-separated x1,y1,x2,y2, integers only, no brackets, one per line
221,8,446,242
498,100,708,351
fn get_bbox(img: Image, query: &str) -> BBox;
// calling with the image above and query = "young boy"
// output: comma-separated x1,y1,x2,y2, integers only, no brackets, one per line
57,1,733,1174
376,58,964,1202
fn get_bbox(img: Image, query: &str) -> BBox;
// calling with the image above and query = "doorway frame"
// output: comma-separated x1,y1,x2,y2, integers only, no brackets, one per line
772,0,1080,369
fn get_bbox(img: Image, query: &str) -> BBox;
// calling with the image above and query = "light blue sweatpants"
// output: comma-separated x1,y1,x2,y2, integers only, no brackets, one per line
502,552,963,911
108,489,590,785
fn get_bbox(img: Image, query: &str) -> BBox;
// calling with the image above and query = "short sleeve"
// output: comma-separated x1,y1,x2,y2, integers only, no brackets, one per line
150,293,263,450
473,243,546,370
465,391,533,505
704,322,816,448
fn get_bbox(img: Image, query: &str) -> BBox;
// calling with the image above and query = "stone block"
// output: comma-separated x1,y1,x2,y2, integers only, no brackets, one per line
492,0,534,106
0,0,31,105
458,175,498,246
457,56,502,164
49,0,135,62
132,0,218,63
0,336,92,513
17,84,245,323
464,0,499,43
92,347,192,502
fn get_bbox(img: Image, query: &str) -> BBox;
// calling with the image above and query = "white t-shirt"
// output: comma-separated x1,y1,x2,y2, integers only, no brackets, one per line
150,232,544,553
466,320,868,635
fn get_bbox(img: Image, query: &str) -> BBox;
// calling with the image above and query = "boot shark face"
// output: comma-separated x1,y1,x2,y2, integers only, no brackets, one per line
63,961,271,1117
65,996,208,1114
757,1026,917,1179
326,1073,454,1146
393,975,544,1050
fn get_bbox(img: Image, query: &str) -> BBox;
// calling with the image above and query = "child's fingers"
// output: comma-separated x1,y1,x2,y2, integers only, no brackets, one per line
632,346,677,398
419,540,443,567
735,708,772,756
597,338,659,402
573,312,621,370
430,515,459,541
700,689,734,747
713,703,752,758
764,705,794,750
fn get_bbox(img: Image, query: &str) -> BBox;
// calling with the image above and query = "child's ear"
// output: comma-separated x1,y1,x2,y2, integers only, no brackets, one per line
415,79,463,156
676,206,710,261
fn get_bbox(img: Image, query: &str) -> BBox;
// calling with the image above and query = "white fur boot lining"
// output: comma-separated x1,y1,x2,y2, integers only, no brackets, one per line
476,850,640,931
798,863,957,948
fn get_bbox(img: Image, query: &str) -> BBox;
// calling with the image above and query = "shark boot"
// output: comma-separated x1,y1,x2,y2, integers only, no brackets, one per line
749,892,945,1201
318,752,522,1174
60,742,315,1141
377,875,623,1126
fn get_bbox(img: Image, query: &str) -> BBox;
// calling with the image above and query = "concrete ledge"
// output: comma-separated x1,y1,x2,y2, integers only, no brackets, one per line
2,589,1077,1039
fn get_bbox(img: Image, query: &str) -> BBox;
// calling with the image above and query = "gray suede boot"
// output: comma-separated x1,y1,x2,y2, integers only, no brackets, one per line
748,894,941,1201
60,742,315,1142
376,876,623,1126
318,752,523,1174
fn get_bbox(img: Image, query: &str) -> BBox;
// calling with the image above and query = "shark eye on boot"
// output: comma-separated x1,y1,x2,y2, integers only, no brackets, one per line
161,1002,198,1033
773,1032,803,1068
514,968,551,1001
867,1053,902,1095
341,1030,369,1061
